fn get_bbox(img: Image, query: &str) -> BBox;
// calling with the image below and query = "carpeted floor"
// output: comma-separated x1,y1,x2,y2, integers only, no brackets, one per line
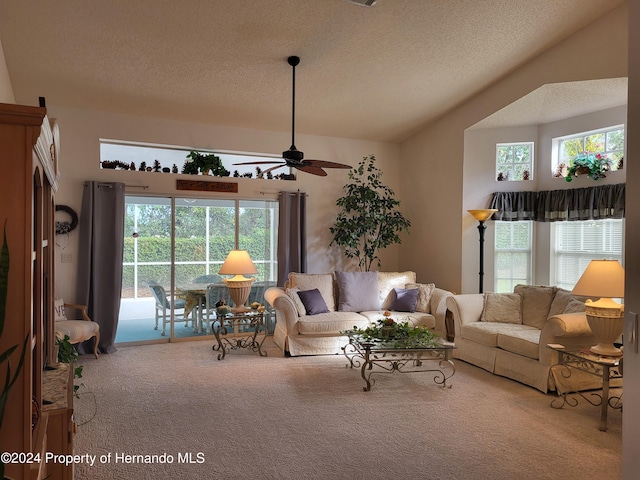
72,338,621,480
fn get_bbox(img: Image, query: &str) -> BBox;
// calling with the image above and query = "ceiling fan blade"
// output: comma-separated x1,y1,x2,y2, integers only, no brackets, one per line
261,164,286,175
295,164,327,176
233,160,285,166
303,159,352,169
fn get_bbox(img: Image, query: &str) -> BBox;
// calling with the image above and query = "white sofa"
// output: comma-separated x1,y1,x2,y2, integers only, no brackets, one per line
265,271,453,356
445,284,602,393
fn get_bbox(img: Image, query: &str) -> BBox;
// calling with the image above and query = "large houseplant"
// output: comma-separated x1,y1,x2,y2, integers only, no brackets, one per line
330,155,411,271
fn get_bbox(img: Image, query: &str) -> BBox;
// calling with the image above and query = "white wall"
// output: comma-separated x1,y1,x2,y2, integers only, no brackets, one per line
0,39,15,103
49,106,401,300
463,105,627,293
401,3,628,294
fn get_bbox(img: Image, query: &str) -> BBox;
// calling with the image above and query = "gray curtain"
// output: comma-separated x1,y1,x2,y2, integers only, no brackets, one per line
76,181,125,354
277,191,307,286
490,183,625,222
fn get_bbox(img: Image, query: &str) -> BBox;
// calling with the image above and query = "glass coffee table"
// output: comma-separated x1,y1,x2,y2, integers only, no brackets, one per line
342,332,456,391
547,344,623,431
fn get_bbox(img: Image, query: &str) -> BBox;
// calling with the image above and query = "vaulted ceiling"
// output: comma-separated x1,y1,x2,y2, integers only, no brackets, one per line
0,0,627,143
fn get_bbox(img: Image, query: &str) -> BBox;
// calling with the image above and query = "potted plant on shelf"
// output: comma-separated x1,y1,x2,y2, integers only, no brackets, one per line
563,152,614,182
330,154,411,271
182,151,230,176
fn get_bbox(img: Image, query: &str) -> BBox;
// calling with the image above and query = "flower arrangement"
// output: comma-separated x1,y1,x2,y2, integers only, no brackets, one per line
560,152,614,182
345,311,440,348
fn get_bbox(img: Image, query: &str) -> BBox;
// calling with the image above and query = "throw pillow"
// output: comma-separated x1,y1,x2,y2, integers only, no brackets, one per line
563,298,586,314
54,298,67,321
285,287,306,316
378,271,417,309
286,273,335,311
513,284,556,329
297,289,330,315
388,288,419,312
481,292,522,324
335,271,380,312
405,282,435,313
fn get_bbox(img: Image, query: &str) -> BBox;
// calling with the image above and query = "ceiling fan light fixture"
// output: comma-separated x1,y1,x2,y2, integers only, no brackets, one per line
347,0,378,6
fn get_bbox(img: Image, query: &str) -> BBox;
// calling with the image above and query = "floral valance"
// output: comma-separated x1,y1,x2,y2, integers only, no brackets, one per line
489,183,625,222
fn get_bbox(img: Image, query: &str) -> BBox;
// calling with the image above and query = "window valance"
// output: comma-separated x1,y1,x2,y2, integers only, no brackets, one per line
489,183,625,222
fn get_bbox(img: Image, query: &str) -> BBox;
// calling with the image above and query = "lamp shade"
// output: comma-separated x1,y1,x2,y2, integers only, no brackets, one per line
468,209,498,222
218,250,258,276
572,260,624,299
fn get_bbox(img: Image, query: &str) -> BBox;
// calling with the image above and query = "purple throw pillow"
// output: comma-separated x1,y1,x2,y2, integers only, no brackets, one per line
297,288,330,315
388,288,419,312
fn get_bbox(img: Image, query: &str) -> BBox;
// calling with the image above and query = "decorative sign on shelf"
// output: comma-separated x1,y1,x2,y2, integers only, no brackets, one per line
176,179,239,193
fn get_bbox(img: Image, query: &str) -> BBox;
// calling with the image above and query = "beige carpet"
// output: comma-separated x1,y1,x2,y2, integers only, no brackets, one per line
72,338,621,480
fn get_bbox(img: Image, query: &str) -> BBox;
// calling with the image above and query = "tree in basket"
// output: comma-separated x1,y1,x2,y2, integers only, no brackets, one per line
330,155,411,271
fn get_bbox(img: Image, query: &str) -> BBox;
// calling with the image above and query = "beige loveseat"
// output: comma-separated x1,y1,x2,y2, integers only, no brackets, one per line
446,285,601,393
265,271,452,356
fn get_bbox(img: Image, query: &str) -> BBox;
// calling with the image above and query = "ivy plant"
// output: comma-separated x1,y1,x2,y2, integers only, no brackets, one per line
330,155,411,271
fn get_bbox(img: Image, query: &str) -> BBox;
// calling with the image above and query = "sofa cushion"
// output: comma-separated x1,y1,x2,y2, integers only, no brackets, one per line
461,322,538,352
335,271,380,312
297,289,330,315
388,288,418,312
496,328,541,360
287,273,335,311
548,288,596,317
514,284,556,329
460,322,500,346
405,283,435,313
297,311,370,335
563,298,586,313
285,287,306,316
378,271,416,309
481,292,522,324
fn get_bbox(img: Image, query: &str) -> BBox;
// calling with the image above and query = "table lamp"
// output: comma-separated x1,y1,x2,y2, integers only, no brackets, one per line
572,259,625,356
468,209,498,293
218,250,258,313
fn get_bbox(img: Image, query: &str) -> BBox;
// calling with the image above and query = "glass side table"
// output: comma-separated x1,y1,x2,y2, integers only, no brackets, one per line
211,311,268,360
547,344,622,431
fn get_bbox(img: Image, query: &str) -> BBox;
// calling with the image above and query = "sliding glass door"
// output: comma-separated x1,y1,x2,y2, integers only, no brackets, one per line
116,195,278,344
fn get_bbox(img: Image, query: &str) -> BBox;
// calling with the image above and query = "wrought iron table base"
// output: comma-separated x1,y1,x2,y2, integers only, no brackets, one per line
550,354,622,431
343,342,455,392
212,315,268,360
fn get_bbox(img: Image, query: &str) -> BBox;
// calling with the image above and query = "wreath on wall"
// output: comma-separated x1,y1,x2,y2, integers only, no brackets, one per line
55,205,78,235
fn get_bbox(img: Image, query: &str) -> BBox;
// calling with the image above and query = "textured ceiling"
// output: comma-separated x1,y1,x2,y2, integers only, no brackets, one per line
0,0,627,143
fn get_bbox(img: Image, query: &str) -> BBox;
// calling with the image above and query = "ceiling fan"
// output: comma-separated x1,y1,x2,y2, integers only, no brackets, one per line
234,56,352,177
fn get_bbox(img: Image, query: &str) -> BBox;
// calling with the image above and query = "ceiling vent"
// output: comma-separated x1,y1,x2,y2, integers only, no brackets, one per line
347,0,378,6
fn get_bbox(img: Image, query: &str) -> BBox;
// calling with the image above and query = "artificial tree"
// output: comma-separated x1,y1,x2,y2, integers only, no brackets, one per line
330,155,411,271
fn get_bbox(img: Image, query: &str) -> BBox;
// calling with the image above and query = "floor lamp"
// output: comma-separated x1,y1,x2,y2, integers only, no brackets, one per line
218,250,258,314
468,209,498,294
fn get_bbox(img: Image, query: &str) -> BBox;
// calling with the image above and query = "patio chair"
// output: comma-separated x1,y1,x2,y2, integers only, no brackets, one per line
147,282,189,336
